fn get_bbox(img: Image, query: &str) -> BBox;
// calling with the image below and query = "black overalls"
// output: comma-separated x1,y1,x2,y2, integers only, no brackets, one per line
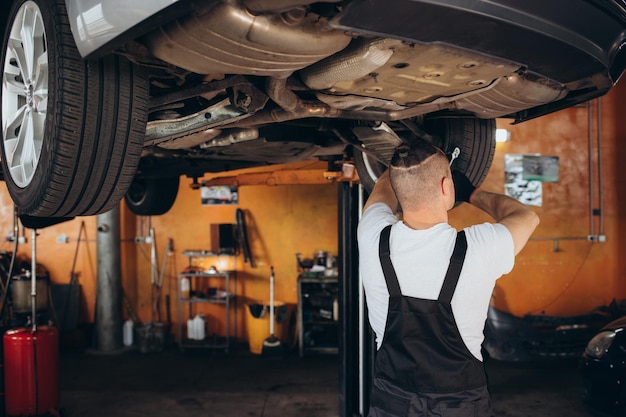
368,225,493,417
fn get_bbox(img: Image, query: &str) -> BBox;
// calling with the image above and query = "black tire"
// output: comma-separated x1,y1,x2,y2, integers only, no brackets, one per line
0,0,149,217
353,150,386,194
125,177,180,216
424,118,496,188
354,118,496,193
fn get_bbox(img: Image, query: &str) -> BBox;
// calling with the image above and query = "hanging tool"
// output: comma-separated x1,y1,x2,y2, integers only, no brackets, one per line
236,208,255,267
262,266,283,356
148,225,160,322
152,238,173,323
122,289,139,324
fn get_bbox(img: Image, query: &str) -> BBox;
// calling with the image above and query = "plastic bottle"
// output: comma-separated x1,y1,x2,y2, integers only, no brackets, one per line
187,317,196,340
194,315,206,340
180,276,190,299
123,319,134,346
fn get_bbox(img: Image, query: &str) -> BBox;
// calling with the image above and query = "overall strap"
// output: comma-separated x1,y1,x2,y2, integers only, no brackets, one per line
437,231,468,304
378,225,402,297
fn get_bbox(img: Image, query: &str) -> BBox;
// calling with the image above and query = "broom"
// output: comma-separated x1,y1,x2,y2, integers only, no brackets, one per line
262,266,283,356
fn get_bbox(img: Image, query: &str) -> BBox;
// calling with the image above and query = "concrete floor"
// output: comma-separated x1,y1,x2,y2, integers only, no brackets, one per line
55,344,597,417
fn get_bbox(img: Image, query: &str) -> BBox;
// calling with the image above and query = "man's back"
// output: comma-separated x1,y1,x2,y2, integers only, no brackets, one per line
358,202,514,359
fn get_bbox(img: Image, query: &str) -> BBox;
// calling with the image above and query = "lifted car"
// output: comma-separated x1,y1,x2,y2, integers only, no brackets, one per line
2,0,626,216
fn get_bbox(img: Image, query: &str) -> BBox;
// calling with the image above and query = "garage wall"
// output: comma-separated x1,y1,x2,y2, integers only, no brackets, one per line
0,165,339,344
451,81,625,317
127,175,339,342
1,81,626,344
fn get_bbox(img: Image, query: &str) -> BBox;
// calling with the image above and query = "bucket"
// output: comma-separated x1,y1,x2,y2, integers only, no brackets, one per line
245,302,287,354
11,274,49,313
135,322,166,353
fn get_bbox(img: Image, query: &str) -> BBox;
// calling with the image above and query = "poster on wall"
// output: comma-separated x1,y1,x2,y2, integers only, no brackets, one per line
201,185,239,205
504,154,543,206
521,155,560,182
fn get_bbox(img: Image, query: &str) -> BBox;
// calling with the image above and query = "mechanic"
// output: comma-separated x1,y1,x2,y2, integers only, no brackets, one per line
357,141,539,416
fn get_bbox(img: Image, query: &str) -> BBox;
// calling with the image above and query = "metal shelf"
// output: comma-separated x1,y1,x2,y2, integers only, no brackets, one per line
183,294,235,304
177,252,237,352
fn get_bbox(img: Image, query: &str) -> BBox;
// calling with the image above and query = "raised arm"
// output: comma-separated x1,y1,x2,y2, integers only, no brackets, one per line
469,189,539,255
362,170,399,213
453,170,539,255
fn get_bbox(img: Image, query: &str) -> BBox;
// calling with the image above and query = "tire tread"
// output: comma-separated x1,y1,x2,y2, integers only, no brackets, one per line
1,0,148,217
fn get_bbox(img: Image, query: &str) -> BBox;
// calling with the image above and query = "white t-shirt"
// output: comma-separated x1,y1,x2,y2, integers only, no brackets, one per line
357,202,515,360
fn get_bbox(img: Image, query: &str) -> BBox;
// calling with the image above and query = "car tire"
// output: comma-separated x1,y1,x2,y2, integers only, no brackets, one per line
125,177,180,216
1,0,148,217
424,117,496,188
354,118,496,194
353,148,386,194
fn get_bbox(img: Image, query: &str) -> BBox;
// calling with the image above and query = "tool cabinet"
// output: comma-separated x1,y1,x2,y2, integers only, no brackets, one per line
297,272,339,356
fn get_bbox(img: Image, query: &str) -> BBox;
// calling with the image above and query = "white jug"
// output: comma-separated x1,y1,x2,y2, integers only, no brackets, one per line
123,319,134,346
193,315,206,340
187,318,196,340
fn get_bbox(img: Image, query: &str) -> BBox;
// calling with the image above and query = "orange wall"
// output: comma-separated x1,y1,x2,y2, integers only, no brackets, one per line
0,165,338,343
127,176,339,340
450,81,626,316
2,82,626,343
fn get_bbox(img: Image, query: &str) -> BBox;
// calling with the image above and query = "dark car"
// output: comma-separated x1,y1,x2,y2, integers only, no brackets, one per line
485,306,618,362
581,315,626,416
2,0,626,217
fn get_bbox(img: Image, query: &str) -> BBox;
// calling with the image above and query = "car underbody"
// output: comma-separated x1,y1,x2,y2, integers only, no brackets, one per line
1,0,625,216
129,0,581,179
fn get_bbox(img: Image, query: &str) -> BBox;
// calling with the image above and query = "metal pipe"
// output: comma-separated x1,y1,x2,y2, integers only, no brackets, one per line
529,237,591,241
95,207,123,351
358,184,365,416
232,76,497,129
31,228,37,331
588,100,595,237
150,227,157,286
597,98,605,234
529,236,594,252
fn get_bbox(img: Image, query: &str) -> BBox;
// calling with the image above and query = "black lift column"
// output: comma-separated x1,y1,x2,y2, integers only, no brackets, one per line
338,183,375,417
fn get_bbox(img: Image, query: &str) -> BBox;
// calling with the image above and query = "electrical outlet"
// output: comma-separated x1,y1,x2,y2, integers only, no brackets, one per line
56,233,69,244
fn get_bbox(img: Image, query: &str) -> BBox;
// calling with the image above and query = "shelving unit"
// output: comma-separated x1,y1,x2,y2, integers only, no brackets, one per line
297,272,339,356
177,251,237,352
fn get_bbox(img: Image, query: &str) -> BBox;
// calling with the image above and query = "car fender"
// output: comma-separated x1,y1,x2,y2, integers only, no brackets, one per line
64,0,186,58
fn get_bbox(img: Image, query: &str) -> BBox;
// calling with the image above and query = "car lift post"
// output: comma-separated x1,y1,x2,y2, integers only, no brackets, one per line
338,182,374,417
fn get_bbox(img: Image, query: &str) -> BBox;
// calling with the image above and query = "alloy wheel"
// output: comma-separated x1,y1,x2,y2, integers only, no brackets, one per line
2,1,47,188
